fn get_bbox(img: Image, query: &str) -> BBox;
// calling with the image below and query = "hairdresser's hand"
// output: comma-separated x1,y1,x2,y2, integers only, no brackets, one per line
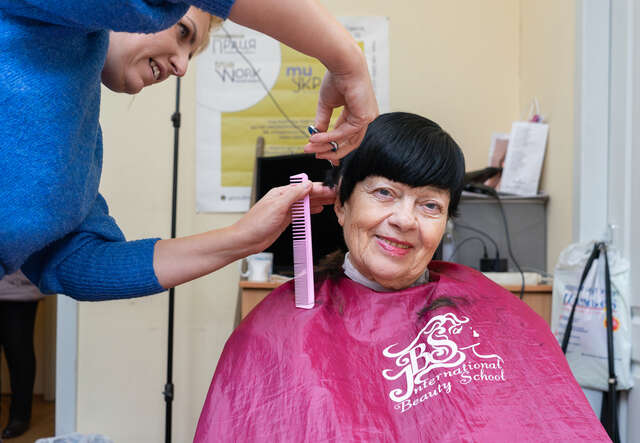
229,0,377,162
153,182,334,289
233,182,335,255
305,54,378,164
308,181,336,212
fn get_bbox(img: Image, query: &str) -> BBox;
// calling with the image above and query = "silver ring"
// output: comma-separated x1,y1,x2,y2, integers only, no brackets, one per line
329,141,338,153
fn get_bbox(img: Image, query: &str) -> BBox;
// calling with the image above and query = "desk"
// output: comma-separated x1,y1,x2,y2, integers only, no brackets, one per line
504,284,553,324
239,280,286,319
239,280,553,325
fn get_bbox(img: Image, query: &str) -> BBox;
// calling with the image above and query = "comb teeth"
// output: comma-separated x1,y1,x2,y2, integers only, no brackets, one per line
290,173,314,309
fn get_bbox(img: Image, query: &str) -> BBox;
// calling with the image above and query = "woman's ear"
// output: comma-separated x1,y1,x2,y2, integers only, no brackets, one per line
334,197,345,227
333,177,344,227
333,178,345,226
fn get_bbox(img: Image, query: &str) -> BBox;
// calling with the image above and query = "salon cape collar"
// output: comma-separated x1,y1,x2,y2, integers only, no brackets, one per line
342,252,429,292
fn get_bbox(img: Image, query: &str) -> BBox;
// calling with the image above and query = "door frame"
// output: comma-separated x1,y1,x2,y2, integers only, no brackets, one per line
56,296,77,434
575,1,639,441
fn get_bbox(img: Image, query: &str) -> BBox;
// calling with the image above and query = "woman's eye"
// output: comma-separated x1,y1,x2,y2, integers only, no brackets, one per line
422,202,443,213
374,188,392,198
178,23,189,38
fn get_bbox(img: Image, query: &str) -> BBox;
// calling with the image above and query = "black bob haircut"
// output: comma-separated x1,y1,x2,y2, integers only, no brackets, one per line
326,112,466,217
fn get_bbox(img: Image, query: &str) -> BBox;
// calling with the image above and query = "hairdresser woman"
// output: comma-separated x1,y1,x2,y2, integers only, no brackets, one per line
0,0,377,299
0,9,223,439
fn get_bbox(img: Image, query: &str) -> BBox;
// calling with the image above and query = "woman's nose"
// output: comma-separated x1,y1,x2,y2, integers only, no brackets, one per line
169,51,189,77
388,202,416,231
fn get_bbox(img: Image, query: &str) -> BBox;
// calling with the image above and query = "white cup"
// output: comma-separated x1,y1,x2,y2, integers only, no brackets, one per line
241,252,273,282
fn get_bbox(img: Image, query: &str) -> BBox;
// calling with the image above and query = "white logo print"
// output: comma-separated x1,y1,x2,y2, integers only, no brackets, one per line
382,313,505,413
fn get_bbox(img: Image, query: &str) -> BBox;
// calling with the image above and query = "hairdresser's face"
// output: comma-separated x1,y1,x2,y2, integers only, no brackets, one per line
335,176,449,290
102,7,209,94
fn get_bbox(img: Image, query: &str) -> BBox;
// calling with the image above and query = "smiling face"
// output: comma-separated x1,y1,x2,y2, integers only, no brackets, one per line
101,7,210,94
335,176,450,290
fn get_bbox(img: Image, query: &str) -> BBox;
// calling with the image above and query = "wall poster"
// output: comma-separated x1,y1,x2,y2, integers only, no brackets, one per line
196,17,389,212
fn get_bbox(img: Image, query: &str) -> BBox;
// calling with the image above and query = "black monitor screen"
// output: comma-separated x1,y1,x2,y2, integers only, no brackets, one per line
255,153,346,276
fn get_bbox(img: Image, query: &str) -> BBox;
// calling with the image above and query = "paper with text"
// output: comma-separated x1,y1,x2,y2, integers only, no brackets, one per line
499,122,549,196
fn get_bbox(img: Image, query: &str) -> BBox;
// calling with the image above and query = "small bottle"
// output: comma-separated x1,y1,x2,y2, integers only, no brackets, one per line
442,220,456,261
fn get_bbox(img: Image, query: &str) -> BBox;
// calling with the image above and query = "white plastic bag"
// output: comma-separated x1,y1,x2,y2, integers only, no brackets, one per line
551,241,633,391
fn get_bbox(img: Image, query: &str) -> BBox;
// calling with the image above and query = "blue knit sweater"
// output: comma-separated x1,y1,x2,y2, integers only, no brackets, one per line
0,0,234,300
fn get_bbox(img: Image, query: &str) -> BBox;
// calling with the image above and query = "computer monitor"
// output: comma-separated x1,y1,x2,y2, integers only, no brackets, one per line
254,153,346,276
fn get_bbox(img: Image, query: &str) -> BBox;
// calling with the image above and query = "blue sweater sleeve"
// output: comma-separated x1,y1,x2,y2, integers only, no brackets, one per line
0,0,234,32
1,0,236,296
22,195,166,301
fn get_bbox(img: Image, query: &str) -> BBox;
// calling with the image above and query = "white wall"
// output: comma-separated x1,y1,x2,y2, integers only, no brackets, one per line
330,0,521,171
519,0,576,270
76,1,575,441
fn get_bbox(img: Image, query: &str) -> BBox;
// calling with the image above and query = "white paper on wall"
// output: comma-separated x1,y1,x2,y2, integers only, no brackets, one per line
499,122,549,196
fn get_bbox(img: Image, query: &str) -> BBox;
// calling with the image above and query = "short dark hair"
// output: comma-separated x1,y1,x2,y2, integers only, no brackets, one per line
326,112,466,217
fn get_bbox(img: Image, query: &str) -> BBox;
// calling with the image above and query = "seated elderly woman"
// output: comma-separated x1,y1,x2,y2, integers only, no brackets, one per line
195,113,608,442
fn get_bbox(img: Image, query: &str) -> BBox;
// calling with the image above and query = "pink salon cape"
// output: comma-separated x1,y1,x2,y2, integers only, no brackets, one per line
195,262,608,442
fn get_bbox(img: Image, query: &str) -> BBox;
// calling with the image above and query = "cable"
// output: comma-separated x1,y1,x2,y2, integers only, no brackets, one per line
449,236,488,261
451,223,504,272
454,223,500,258
221,25,308,138
521,266,553,279
494,197,526,299
462,184,525,299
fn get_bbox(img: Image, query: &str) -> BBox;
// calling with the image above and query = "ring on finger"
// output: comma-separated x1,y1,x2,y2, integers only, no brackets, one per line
329,141,338,153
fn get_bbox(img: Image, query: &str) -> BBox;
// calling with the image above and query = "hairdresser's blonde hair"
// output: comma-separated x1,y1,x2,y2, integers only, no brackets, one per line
194,9,223,55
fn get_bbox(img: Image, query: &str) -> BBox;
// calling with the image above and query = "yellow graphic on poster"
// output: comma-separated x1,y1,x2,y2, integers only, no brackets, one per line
220,45,327,186
196,17,389,212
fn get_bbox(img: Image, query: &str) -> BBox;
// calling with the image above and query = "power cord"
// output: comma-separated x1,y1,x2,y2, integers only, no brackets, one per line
463,184,526,299
521,266,553,279
493,197,525,299
453,222,506,272
221,25,309,138
454,223,500,259
449,236,488,261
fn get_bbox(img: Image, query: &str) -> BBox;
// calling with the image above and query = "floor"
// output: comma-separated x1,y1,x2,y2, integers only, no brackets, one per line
0,395,54,442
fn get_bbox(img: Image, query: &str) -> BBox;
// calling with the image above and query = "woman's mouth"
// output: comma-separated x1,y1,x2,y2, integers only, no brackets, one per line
149,58,160,81
375,235,412,256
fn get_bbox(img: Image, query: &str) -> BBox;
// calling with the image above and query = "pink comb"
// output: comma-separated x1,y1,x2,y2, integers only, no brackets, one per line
290,173,314,309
